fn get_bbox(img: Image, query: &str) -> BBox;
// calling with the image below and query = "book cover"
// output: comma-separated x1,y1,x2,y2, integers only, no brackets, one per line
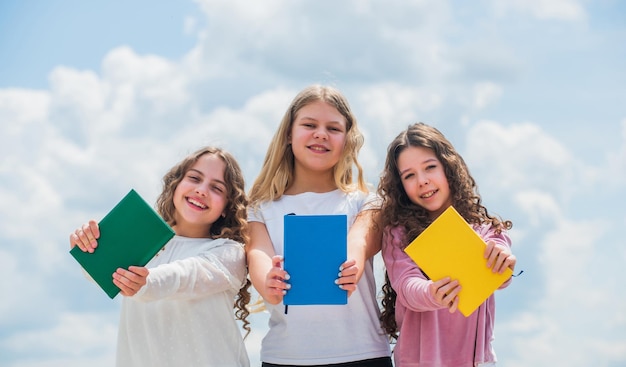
403,206,512,317
69,189,175,299
283,214,348,306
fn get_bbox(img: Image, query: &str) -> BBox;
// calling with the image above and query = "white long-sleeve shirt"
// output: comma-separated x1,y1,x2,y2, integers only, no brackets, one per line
116,236,250,367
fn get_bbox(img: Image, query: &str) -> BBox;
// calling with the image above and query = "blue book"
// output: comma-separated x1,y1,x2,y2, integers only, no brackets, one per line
283,214,348,306
69,189,175,299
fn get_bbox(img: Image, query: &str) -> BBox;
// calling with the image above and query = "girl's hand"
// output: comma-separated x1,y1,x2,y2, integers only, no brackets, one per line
336,258,358,296
113,266,149,297
69,220,100,253
264,255,290,304
429,277,461,313
484,240,516,274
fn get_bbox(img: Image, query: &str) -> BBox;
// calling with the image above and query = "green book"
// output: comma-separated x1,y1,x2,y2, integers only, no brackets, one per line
69,189,175,299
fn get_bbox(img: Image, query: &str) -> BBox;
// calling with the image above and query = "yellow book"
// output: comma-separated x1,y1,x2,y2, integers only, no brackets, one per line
403,206,512,317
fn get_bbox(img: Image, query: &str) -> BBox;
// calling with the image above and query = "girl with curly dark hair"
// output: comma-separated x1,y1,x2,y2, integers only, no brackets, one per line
378,123,516,367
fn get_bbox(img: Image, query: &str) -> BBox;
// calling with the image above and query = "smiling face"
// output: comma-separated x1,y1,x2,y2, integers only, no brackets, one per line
397,145,453,219
172,153,228,237
289,100,347,177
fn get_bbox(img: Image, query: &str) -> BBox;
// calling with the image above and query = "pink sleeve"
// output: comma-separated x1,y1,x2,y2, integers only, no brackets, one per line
475,224,514,289
382,227,443,312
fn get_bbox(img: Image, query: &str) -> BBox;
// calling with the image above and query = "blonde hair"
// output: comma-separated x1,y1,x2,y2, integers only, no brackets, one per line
249,85,367,206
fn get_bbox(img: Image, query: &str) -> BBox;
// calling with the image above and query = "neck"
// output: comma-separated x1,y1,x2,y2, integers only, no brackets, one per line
285,166,337,195
172,222,211,238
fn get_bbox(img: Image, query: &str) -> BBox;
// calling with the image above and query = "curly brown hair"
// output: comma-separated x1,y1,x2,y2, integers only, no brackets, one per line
155,146,252,337
377,123,512,338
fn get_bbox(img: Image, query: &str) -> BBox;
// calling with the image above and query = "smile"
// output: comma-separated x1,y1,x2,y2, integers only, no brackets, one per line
420,190,437,199
187,197,208,209
308,145,329,152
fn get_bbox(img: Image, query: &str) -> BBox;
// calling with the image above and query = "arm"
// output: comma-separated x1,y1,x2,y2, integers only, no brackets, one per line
347,209,382,284
134,240,246,301
383,227,456,312
246,221,290,305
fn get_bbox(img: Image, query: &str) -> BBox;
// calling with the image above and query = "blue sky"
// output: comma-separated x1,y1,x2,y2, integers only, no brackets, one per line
1,1,625,366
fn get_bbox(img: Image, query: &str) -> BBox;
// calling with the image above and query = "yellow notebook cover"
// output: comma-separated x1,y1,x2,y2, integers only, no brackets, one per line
404,206,512,317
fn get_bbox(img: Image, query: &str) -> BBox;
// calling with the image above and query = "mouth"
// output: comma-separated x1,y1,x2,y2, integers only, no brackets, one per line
420,190,437,199
308,144,329,152
186,197,208,210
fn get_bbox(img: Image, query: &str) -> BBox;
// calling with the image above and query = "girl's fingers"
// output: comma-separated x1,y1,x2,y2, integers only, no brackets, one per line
448,296,459,313
113,267,148,296
87,220,100,239
69,221,100,253
434,278,460,306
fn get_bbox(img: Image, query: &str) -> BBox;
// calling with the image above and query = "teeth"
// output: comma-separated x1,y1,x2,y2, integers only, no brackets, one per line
188,198,207,209
421,190,436,199
310,146,327,152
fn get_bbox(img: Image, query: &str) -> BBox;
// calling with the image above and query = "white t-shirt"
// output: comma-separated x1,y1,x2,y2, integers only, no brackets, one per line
249,190,391,365
116,236,250,367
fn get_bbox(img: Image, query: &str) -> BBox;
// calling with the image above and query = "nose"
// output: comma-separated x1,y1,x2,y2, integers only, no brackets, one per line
417,172,429,186
195,185,209,197
313,127,328,140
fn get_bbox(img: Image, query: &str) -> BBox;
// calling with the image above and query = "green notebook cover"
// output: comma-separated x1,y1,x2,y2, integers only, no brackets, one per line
69,189,175,299
283,214,348,306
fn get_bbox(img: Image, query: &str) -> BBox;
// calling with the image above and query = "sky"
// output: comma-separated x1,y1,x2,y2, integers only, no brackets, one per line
1,0,625,366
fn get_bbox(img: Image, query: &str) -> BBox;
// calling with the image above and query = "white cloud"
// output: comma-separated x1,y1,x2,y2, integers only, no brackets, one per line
501,217,626,366
100,46,191,121
464,120,584,199
492,0,587,21
0,89,50,127
2,312,117,367
513,190,561,227
471,82,503,110
1,1,625,366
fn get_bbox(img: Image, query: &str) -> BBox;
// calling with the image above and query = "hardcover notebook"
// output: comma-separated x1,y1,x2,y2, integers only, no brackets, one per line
404,206,512,317
69,189,175,299
283,214,348,306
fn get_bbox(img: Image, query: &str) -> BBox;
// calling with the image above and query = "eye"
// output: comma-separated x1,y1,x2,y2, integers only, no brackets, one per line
211,184,226,194
402,173,414,180
425,164,438,171
187,174,201,182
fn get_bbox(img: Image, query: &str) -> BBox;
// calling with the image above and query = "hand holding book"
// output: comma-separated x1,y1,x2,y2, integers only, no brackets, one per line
404,206,513,317
69,189,175,299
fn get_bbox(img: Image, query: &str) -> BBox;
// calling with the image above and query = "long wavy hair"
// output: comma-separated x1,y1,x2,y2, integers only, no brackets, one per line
155,146,252,337
377,123,512,338
248,84,367,207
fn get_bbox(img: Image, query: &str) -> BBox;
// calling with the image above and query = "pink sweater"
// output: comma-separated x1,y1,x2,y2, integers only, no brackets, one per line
382,224,512,367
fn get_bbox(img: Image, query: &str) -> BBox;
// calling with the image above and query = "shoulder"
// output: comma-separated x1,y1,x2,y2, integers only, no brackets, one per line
180,237,245,253
248,199,278,222
211,237,245,250
473,223,511,244
343,189,375,209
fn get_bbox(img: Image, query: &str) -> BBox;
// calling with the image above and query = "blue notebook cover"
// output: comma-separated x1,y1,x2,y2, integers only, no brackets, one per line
283,214,348,305
69,189,175,299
